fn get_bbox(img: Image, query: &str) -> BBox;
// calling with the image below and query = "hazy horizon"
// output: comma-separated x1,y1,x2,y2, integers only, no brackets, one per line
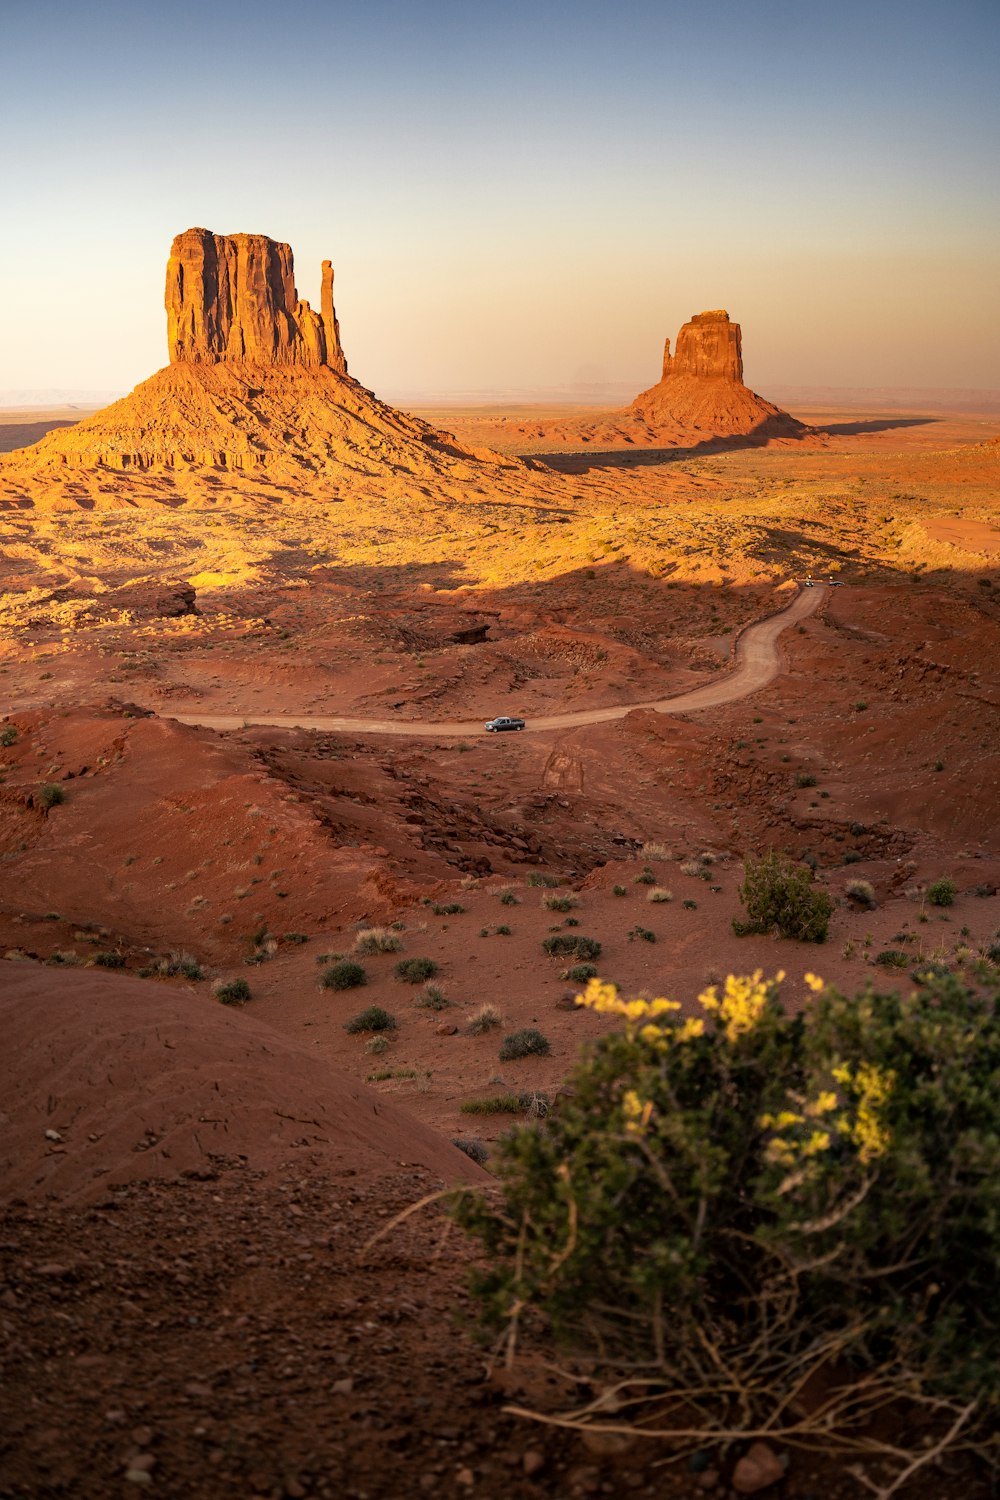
2,0,998,400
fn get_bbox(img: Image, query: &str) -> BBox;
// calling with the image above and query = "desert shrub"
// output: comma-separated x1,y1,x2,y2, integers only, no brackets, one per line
562,962,598,983
633,867,656,885
733,851,832,943
415,983,449,1010
0,725,17,747
498,1028,551,1061
628,925,656,943
985,940,1000,965
453,968,1000,1483
678,859,705,877
794,772,817,788
542,894,578,912
845,879,877,909
854,699,868,711
874,949,909,968
647,887,672,903
612,884,627,897
282,931,309,946
38,783,66,809
322,959,368,991
526,873,561,888
365,1034,390,1055
139,953,204,981
452,1137,488,1166
641,841,671,861
431,902,465,916
467,1003,502,1035
93,950,125,969
215,977,251,1004
542,935,601,961
353,927,402,955
461,1093,525,1115
344,1005,397,1034
394,956,438,983
927,877,957,908
842,850,863,865
498,890,519,906
495,924,512,936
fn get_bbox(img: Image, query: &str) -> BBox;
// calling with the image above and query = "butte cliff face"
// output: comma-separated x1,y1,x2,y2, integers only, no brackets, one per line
165,228,347,373
631,309,801,438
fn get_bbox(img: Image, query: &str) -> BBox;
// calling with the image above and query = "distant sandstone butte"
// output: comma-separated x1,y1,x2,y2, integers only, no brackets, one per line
631,309,801,438
166,227,347,373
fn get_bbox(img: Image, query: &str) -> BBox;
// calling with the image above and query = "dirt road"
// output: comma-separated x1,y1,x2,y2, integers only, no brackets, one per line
169,585,827,738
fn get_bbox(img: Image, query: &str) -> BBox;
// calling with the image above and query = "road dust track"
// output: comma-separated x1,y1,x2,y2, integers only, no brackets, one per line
169,586,827,739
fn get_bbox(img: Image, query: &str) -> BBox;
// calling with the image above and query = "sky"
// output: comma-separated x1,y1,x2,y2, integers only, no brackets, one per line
1,0,998,401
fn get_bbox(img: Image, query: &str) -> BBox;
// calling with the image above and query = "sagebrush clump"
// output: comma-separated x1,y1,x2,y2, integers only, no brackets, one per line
394,956,438,983
498,1028,551,1061
344,1005,397,1034
734,851,832,942
322,959,367,991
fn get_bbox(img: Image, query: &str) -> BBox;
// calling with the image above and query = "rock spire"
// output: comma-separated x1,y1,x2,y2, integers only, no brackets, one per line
165,228,347,372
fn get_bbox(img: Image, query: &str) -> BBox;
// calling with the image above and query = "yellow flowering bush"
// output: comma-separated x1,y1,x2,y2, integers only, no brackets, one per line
454,964,1000,1461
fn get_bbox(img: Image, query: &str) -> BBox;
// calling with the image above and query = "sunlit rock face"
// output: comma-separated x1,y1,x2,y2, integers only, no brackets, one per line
661,309,743,383
165,228,347,373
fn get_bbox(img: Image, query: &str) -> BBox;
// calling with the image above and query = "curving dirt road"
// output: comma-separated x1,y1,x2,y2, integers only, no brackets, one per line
169,585,827,739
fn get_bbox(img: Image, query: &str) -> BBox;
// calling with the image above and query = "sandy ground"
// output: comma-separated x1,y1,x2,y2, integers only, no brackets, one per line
1,397,999,1497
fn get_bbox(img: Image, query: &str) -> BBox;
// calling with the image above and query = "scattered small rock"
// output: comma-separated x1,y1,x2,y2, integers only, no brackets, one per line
522,1449,545,1477
732,1440,787,1494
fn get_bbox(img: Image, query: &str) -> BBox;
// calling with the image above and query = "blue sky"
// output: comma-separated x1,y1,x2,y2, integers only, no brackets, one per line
1,0,997,397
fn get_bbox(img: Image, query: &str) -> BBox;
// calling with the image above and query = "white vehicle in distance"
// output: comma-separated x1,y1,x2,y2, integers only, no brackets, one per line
484,716,526,732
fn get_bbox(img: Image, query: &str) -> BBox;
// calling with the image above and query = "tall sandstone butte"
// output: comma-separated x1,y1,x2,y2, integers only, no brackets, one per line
165,228,347,373
630,309,800,436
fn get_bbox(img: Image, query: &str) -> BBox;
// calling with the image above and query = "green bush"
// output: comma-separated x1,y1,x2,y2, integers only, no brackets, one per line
733,851,832,942
0,725,17,747
499,890,519,906
927,877,957,908
38,783,66,809
215,977,251,1004
344,1005,397,1034
633,867,656,885
431,902,465,916
454,968,1000,1477
498,1028,551,1061
542,934,601,960
612,884,627,897
562,962,598,983
627,925,656,943
526,873,561,888
794,771,817,788
322,959,368,991
874,949,908,968
394,956,438,983
93,950,125,969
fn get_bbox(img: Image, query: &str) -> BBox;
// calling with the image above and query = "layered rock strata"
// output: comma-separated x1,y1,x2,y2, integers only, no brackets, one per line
165,228,347,372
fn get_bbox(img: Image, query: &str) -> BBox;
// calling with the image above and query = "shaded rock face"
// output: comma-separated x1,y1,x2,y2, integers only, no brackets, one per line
662,309,743,382
165,228,347,372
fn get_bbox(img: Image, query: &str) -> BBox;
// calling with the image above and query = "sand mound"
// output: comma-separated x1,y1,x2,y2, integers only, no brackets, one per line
0,963,484,1204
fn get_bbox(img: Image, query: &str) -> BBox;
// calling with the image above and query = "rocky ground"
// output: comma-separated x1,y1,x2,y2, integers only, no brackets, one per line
1,398,999,1497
